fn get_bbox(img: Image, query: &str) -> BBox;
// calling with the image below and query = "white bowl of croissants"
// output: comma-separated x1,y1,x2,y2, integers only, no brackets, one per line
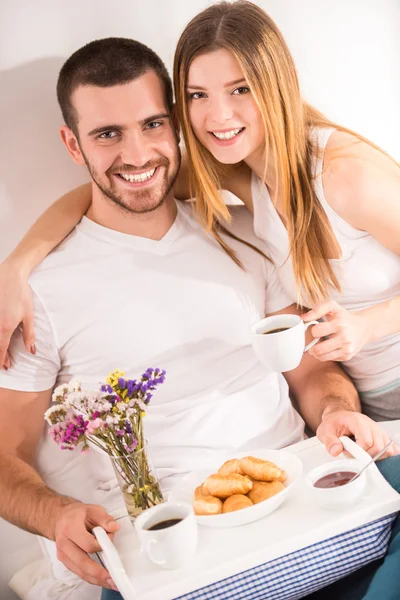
168,449,303,527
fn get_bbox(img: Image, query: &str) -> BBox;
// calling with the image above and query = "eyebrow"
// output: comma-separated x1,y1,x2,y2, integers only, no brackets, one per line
87,113,170,137
139,113,170,127
186,78,247,90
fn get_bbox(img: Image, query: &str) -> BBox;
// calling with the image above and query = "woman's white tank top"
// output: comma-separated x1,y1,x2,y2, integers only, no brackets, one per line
251,127,400,393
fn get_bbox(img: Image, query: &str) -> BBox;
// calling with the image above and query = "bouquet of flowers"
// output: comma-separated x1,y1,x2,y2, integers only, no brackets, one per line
44,367,166,518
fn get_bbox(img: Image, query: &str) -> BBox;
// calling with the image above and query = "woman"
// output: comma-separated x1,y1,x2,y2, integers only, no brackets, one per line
1,1,400,422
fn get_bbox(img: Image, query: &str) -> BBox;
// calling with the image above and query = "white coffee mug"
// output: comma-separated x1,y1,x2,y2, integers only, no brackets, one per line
134,502,198,569
250,314,320,372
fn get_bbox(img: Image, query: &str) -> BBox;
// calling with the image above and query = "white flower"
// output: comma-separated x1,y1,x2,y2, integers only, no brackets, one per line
134,399,146,411
68,379,82,393
102,401,112,412
106,415,116,426
65,391,87,409
52,383,69,403
44,404,67,425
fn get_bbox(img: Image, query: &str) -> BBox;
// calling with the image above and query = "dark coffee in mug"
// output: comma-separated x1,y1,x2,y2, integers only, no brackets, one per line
262,327,291,335
147,518,183,531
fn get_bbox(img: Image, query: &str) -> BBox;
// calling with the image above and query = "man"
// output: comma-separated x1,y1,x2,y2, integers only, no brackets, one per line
0,38,396,600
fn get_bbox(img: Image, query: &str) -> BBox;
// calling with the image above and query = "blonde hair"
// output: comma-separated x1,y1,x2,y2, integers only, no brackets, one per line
173,0,397,304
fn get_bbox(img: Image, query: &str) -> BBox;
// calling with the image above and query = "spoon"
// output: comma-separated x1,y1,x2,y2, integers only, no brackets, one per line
348,440,394,483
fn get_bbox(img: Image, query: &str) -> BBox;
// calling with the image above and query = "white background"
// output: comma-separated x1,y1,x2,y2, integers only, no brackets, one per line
0,1,399,598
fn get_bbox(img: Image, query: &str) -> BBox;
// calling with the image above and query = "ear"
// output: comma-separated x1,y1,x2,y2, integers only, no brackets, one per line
171,104,181,144
60,125,86,165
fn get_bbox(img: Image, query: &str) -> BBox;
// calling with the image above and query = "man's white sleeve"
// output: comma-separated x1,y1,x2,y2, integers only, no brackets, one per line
0,290,60,392
264,261,295,314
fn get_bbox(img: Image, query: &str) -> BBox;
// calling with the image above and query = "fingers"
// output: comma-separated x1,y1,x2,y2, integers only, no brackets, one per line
0,327,13,369
86,506,120,538
3,350,11,370
308,337,352,362
351,420,380,456
22,315,36,356
70,523,103,554
302,300,339,322
57,538,117,589
316,422,344,457
309,320,337,339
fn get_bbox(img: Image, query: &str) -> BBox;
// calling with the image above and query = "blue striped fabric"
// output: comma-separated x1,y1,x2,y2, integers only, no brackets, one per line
176,514,396,600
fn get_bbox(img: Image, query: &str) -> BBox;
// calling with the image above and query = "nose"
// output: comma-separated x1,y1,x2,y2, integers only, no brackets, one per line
120,131,153,168
209,94,234,125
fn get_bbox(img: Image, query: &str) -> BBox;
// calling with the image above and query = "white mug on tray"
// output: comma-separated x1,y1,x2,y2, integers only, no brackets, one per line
134,501,198,569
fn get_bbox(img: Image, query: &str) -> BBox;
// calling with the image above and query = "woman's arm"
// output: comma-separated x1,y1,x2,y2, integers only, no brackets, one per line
304,132,400,361
5,183,92,276
0,184,91,368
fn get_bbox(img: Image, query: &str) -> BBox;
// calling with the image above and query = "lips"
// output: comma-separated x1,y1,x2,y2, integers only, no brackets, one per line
208,127,245,147
113,166,159,187
211,127,245,140
117,167,156,183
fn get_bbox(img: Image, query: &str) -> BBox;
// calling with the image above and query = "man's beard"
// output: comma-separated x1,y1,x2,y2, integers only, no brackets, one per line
83,149,181,215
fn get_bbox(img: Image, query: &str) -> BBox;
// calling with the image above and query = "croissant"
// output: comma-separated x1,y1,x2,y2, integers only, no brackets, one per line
218,458,243,476
193,496,223,515
247,480,285,504
194,485,207,500
239,456,286,482
223,494,253,513
202,473,253,498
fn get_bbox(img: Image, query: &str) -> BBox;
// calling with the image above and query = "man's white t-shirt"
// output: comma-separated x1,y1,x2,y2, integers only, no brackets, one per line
0,201,304,506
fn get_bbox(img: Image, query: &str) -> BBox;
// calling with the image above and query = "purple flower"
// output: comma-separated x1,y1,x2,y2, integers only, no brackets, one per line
100,384,113,394
126,380,140,395
125,421,133,434
115,429,125,437
118,378,126,389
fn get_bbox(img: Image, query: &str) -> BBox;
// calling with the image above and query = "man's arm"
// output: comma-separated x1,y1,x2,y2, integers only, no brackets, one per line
268,305,397,458
0,387,119,590
284,352,359,434
0,387,70,535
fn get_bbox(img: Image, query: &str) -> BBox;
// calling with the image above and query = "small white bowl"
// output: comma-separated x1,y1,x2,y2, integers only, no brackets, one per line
307,459,367,510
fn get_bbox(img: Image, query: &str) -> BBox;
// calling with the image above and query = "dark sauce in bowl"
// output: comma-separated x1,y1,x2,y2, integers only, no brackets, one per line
314,471,357,489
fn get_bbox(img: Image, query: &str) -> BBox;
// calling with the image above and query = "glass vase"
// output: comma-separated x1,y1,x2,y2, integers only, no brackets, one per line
110,444,164,520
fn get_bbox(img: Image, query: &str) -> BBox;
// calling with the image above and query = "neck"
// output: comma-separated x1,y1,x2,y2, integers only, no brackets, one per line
86,184,177,240
245,148,279,206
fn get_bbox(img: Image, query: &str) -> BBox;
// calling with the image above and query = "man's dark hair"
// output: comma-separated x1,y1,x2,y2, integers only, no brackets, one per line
57,37,173,133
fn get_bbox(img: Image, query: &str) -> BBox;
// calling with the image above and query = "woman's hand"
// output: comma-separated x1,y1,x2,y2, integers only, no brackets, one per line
0,261,35,369
302,300,370,362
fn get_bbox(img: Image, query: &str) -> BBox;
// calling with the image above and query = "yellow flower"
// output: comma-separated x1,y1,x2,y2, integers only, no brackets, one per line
106,369,124,388
141,411,146,418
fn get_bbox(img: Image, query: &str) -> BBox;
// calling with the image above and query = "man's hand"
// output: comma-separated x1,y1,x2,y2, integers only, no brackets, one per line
53,502,120,591
0,261,35,369
316,409,400,458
